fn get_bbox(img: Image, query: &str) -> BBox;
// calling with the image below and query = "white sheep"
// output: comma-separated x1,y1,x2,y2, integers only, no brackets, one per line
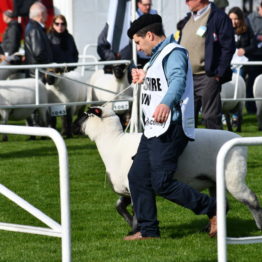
74,106,262,232
221,73,246,132
89,64,133,127
46,70,89,138
0,78,48,141
253,74,262,131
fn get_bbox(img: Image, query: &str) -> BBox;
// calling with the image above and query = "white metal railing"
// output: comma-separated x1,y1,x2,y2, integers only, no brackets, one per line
216,137,262,262
79,44,98,75
0,60,131,107
222,61,262,102
0,125,71,262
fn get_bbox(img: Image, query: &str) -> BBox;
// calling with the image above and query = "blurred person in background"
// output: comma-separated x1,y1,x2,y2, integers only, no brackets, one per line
248,1,262,49
136,0,158,67
229,6,257,114
177,0,235,130
136,0,157,16
247,1,262,109
24,1,53,77
0,10,22,61
47,14,78,72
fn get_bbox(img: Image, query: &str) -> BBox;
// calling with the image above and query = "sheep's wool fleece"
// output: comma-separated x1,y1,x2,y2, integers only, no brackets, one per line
142,43,195,139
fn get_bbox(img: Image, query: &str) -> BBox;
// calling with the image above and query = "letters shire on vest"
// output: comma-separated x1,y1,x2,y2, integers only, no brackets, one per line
142,77,162,106
144,77,162,91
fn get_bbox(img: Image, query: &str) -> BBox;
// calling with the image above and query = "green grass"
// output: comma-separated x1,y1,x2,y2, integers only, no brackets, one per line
0,114,261,262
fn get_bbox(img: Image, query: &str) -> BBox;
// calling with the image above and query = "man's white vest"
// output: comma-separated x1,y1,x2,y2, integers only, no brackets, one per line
142,43,195,140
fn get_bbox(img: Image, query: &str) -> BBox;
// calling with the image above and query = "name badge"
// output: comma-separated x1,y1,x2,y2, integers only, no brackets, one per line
196,26,207,37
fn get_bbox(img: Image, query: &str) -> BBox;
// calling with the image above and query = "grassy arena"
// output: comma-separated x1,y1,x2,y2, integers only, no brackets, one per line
0,113,261,262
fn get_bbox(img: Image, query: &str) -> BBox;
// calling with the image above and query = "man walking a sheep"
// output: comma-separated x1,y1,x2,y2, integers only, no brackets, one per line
124,14,217,240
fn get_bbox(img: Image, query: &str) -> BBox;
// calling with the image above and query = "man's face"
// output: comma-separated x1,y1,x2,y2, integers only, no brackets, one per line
133,33,153,56
2,14,8,24
40,11,47,24
138,0,152,14
185,0,204,12
258,6,262,17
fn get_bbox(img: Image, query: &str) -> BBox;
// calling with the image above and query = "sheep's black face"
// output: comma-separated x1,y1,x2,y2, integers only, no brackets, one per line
44,68,65,85
73,107,103,135
72,112,89,135
112,64,127,79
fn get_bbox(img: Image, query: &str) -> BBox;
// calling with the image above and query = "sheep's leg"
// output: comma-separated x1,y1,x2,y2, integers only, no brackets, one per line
49,116,57,129
62,107,73,138
26,113,37,140
47,108,56,129
116,196,134,229
255,100,262,131
225,113,233,131
1,111,8,141
226,148,262,229
229,186,262,230
233,104,242,133
236,111,242,132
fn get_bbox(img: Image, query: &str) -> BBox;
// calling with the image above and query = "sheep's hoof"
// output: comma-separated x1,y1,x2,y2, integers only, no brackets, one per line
2,136,8,142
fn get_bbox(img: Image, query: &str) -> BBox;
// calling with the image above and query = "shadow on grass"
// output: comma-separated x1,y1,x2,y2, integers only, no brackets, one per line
163,217,259,239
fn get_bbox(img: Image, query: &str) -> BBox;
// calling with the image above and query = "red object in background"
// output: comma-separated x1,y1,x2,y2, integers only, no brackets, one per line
0,0,13,42
0,0,54,42
43,0,55,29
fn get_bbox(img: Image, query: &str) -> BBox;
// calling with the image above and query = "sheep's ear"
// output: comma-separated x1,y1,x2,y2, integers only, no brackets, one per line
88,107,103,117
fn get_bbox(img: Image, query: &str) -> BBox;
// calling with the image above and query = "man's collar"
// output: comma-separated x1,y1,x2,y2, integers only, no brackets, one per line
191,3,211,20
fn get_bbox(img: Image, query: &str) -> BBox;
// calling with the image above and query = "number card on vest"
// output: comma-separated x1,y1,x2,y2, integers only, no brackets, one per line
142,43,195,140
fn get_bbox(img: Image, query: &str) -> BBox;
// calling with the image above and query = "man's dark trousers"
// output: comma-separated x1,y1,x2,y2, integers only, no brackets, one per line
128,123,216,237
194,74,223,129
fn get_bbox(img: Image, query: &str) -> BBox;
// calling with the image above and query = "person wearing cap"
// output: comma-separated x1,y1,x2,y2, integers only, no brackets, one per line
177,0,235,129
124,14,217,240
0,10,22,61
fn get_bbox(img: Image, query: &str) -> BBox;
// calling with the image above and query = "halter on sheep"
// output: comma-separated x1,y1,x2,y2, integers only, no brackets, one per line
88,63,133,127
74,106,262,233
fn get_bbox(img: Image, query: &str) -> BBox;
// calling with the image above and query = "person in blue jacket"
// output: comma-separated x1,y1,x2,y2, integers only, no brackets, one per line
177,0,235,130
124,14,217,240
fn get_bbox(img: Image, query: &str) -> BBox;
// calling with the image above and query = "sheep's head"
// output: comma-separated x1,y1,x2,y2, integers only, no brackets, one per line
73,106,122,140
112,64,127,80
44,67,68,85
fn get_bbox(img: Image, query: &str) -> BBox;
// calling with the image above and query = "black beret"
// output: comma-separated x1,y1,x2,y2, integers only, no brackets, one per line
127,14,162,39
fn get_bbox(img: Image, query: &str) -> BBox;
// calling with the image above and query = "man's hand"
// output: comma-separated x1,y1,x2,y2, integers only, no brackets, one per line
153,104,170,123
131,68,146,84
